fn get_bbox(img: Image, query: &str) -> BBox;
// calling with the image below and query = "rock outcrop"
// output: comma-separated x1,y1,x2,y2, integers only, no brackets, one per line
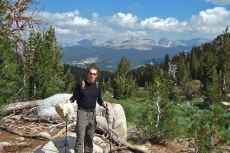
33,134,107,153
35,94,127,140
33,94,128,152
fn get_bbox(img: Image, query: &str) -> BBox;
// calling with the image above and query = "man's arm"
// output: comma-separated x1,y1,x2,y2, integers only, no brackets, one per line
97,83,108,108
67,82,81,103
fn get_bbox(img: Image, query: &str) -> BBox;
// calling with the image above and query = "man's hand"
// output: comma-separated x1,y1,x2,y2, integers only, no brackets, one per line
66,99,71,103
102,102,108,108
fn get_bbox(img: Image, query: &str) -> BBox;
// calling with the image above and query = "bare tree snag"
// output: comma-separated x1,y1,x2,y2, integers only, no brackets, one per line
3,0,45,50
168,62,177,81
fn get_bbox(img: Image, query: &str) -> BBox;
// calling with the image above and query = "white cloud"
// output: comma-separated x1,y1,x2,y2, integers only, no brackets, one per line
37,10,91,28
138,7,230,38
187,7,230,34
35,7,230,46
92,13,99,21
55,28,74,35
107,12,138,28
139,17,187,32
205,0,230,5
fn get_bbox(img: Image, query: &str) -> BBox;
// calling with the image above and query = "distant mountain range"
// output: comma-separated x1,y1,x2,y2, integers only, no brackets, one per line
62,37,211,71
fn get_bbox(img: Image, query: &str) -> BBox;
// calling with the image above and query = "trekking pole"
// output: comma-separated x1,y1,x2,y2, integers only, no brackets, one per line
65,121,67,153
106,108,111,151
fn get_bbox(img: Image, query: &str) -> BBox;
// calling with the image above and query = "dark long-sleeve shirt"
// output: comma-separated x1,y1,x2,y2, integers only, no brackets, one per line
70,80,104,109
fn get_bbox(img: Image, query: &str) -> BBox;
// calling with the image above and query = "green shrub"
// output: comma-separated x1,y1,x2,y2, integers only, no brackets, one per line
170,91,182,104
135,90,149,98
103,93,230,150
193,99,207,109
103,94,141,123
188,106,228,152
135,98,181,143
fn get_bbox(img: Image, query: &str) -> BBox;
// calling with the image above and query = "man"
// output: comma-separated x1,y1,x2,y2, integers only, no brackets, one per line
67,67,108,153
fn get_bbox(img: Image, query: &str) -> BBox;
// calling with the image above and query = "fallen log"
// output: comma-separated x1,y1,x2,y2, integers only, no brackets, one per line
110,136,149,153
96,122,118,138
52,121,76,139
0,124,50,141
1,100,41,114
96,122,149,153
10,115,62,124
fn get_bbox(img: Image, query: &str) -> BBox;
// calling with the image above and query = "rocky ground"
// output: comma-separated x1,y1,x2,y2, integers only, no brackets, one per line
0,129,45,153
0,98,194,153
0,102,228,153
0,122,193,153
3,119,229,153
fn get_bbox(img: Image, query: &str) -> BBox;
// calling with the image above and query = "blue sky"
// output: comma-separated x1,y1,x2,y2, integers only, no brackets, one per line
36,0,230,46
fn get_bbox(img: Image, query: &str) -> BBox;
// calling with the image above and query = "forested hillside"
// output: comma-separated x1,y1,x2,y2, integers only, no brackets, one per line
1,0,230,152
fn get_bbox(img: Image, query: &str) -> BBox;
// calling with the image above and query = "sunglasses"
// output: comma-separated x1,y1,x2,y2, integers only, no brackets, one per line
89,73,97,76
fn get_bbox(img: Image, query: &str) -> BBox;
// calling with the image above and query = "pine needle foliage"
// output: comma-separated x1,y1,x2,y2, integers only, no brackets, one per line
21,27,64,100
0,35,21,105
189,106,228,152
113,57,137,100
136,77,179,143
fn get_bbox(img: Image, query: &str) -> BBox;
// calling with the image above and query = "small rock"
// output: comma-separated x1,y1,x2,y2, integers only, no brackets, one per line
39,132,52,139
16,137,25,142
0,142,11,151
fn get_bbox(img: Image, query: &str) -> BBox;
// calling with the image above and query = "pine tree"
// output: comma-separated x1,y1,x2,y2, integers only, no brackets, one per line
113,57,137,100
22,27,63,100
63,64,76,92
42,27,64,97
177,52,191,99
63,67,76,93
177,52,188,85
190,50,198,80
190,106,228,152
0,0,21,105
200,51,221,107
217,26,230,100
137,77,179,143
163,53,170,72
0,35,21,105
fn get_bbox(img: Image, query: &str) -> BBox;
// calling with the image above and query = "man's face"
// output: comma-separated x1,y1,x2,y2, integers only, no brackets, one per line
87,69,97,83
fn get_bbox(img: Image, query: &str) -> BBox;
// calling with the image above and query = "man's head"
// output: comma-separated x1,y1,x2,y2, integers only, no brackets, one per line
87,67,98,83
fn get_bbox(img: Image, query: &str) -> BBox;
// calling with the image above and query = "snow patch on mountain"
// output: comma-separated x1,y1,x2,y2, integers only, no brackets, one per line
70,37,211,50
158,37,186,47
